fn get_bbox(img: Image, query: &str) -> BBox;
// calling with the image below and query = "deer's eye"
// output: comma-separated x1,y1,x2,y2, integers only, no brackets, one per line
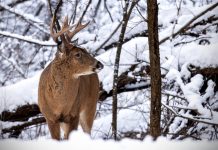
74,52,81,58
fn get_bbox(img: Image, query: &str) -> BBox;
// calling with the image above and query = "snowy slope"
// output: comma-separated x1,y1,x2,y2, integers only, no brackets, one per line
0,72,41,113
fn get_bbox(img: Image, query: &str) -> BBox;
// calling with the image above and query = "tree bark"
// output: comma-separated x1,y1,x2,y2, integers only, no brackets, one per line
112,0,138,140
112,0,129,140
147,0,161,139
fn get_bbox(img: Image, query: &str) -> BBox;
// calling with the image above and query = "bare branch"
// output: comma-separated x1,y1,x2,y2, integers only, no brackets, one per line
162,103,218,126
22,3,44,36
0,3,49,34
70,0,79,24
0,30,56,46
2,117,46,137
94,21,122,55
0,53,25,78
101,30,148,52
104,0,114,22
78,0,92,23
0,0,30,11
135,5,147,22
160,2,218,44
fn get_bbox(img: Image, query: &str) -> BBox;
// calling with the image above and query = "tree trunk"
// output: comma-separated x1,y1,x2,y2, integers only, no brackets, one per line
147,0,161,139
112,0,138,140
112,0,129,140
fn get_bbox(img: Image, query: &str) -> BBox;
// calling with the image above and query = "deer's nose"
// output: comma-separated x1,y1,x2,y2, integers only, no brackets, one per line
96,61,104,70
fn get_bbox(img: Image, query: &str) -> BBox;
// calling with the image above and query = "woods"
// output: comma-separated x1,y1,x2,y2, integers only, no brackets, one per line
0,0,218,142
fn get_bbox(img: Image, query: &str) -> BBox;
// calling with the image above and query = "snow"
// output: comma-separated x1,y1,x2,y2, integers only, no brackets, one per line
93,106,148,139
0,0,218,144
97,37,148,92
159,2,218,42
166,68,218,125
0,72,41,113
180,63,191,79
0,3,49,34
0,31,56,46
0,3,43,24
178,43,218,68
0,131,217,150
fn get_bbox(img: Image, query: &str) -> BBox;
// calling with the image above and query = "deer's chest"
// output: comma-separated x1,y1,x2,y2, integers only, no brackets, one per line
50,80,81,117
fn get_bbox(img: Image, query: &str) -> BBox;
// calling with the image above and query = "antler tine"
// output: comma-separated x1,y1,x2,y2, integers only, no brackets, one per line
50,15,72,43
66,21,90,42
62,16,69,29
50,15,57,42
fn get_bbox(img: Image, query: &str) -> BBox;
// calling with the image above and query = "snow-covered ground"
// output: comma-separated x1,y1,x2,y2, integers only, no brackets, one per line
0,131,217,150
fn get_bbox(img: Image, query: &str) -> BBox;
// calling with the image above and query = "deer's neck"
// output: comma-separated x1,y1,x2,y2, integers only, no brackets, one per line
50,59,80,90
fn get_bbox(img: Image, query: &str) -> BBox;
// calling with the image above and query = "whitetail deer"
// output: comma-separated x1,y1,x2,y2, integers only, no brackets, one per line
38,15,103,140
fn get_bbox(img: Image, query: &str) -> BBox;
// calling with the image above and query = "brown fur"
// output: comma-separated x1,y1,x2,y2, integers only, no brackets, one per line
38,17,103,140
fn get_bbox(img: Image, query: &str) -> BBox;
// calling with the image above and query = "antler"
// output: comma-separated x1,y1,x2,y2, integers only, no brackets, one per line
50,15,89,44
50,16,72,43
65,20,89,42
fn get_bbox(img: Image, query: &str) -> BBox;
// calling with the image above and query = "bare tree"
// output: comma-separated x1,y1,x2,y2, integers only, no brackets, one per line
112,0,138,140
147,0,161,139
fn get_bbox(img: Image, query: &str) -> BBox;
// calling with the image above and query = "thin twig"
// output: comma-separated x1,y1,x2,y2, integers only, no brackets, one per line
0,0,30,11
94,21,122,55
136,5,147,22
104,0,114,22
0,30,56,46
0,53,26,78
70,0,79,24
0,3,49,34
47,0,62,31
78,0,92,24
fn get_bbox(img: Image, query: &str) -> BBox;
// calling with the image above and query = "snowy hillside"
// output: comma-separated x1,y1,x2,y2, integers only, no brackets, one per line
0,0,218,148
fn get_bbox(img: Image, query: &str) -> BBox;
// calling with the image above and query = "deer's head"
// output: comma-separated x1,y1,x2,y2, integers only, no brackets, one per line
50,16,103,78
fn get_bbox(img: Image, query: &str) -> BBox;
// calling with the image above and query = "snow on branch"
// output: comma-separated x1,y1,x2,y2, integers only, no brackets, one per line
94,21,122,55
0,53,25,78
160,2,218,44
165,66,218,126
0,30,56,46
0,3,49,34
162,103,218,126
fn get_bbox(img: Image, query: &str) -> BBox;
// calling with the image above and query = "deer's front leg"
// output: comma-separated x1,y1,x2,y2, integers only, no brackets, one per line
60,116,79,139
79,106,96,134
47,119,60,140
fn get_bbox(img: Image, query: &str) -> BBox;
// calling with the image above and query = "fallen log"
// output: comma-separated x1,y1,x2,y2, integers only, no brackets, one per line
1,117,46,138
0,104,40,122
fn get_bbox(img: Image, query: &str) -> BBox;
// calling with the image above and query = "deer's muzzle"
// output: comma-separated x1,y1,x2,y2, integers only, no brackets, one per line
94,61,104,72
